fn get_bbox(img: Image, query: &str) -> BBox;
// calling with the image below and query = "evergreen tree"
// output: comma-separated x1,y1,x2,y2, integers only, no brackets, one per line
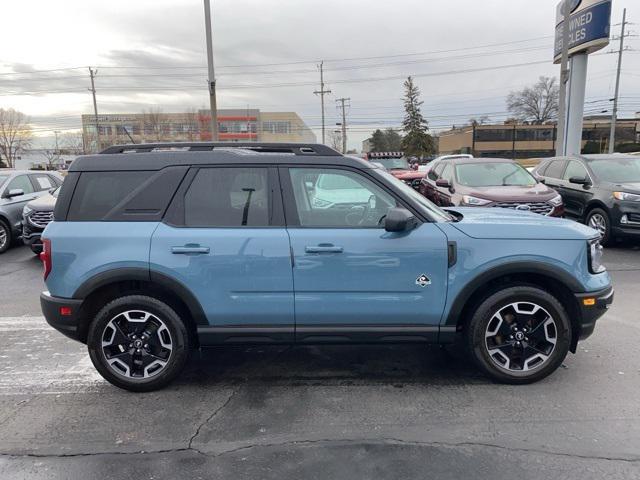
401,76,435,157
384,128,403,151
369,129,388,152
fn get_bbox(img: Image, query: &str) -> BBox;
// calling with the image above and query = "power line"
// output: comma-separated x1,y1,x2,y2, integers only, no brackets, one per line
313,61,331,144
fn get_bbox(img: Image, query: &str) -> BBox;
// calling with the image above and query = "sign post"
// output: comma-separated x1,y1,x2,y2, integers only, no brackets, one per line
554,0,612,155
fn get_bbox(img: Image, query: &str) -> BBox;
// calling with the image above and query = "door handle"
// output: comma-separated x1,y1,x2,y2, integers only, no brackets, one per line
305,244,343,254
171,245,210,255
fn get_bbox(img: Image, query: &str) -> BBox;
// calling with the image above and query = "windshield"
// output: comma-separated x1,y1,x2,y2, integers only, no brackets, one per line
374,157,410,170
456,162,536,187
52,187,61,198
589,158,640,183
378,169,453,222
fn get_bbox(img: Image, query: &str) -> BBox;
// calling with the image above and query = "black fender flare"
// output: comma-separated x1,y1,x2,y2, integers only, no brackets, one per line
444,261,584,327
73,267,208,325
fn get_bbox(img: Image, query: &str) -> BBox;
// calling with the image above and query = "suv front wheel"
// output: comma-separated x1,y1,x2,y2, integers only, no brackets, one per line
465,286,571,384
87,295,190,392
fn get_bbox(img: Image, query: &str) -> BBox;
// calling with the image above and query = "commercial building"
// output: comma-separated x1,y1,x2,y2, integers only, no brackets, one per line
438,115,640,159
81,109,315,151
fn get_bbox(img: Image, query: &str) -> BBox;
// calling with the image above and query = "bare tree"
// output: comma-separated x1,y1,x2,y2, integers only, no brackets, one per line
41,149,61,169
184,108,200,141
0,109,32,168
142,107,168,141
507,77,559,124
61,132,85,155
469,115,491,126
329,130,342,151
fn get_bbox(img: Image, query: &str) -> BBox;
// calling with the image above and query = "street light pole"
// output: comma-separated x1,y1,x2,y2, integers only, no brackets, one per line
203,0,219,141
609,8,627,154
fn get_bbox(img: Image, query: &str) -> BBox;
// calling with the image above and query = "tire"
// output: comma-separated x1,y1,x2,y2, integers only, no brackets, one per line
30,244,43,255
0,219,11,254
87,295,190,392
465,286,571,384
586,208,611,246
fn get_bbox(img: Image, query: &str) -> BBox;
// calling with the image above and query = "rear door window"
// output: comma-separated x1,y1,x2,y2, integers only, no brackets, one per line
67,171,149,221
184,168,270,227
30,174,55,191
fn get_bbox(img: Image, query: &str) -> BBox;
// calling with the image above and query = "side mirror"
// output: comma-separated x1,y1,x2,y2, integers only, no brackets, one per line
4,188,25,199
435,178,451,188
569,176,591,186
385,207,418,233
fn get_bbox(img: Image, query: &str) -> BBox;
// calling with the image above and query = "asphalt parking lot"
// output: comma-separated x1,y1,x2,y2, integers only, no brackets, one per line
0,243,639,479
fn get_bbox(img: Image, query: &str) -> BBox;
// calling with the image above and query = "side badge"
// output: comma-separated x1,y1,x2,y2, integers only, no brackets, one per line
416,274,431,287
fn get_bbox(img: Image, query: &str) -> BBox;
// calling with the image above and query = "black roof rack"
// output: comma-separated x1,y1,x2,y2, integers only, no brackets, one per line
100,142,341,156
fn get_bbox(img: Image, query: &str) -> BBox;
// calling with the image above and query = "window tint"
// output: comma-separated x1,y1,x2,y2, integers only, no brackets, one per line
68,171,148,221
427,162,440,181
31,174,54,191
6,175,34,195
440,164,454,182
456,162,535,187
288,168,397,227
184,168,270,227
563,161,588,181
544,160,566,179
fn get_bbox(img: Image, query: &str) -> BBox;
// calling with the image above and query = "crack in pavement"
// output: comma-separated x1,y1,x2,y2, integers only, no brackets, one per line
1,437,639,464
187,387,240,450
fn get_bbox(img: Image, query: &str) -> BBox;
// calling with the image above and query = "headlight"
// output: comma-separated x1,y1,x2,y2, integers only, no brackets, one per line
311,197,332,208
588,239,606,274
461,195,491,206
548,194,563,207
613,191,640,202
22,205,33,217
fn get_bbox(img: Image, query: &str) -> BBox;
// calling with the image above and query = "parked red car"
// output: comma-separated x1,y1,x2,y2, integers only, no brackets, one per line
419,157,564,217
367,152,425,190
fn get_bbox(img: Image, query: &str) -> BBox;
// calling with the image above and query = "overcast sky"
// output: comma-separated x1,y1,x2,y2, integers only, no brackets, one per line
0,0,638,150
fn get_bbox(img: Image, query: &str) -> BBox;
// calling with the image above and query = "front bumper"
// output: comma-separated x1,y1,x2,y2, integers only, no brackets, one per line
574,285,614,342
611,201,640,238
21,220,44,246
40,291,85,343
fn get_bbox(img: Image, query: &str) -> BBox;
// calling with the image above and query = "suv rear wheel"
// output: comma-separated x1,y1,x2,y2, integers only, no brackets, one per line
465,286,571,384
0,219,11,254
87,295,190,392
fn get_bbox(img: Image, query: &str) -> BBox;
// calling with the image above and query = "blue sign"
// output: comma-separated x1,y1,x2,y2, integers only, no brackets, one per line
554,0,611,62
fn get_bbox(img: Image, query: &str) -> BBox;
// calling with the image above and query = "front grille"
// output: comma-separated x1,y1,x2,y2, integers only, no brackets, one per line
492,202,553,216
28,211,54,228
628,213,640,223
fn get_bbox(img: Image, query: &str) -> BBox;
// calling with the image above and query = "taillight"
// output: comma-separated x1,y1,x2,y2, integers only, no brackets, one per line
41,238,52,280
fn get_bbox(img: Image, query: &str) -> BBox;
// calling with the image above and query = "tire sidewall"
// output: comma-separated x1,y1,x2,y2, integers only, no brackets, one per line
87,295,189,392
586,208,611,246
0,220,11,254
467,286,571,384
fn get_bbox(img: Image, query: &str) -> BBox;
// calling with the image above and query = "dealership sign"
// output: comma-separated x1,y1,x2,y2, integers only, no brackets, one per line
554,0,611,63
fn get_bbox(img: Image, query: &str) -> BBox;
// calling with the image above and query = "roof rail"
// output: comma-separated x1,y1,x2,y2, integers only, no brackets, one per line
100,142,342,156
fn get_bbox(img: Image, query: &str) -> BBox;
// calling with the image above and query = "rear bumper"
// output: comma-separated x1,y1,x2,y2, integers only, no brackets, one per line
40,291,85,343
574,286,614,341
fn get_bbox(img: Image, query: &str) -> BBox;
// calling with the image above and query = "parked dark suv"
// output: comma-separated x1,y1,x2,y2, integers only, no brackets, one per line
22,187,59,254
533,154,640,245
40,143,611,392
419,157,564,216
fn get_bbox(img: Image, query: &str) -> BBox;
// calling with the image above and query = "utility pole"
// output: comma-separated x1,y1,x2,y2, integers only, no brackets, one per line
609,8,627,154
314,61,331,144
88,67,100,151
556,0,571,156
336,97,350,153
54,130,60,154
203,0,219,141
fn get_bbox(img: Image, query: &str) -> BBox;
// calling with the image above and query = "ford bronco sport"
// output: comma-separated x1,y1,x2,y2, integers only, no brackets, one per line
40,143,613,392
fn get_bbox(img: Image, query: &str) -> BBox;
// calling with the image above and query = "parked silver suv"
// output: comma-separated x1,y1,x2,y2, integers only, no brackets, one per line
0,170,63,254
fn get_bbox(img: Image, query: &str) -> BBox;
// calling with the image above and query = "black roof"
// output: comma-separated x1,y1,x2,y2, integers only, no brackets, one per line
70,142,373,172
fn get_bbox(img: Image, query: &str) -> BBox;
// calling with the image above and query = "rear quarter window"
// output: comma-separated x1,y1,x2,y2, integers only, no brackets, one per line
67,171,150,221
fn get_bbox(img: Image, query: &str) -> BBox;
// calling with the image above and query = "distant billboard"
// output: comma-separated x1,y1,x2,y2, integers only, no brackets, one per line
554,0,611,63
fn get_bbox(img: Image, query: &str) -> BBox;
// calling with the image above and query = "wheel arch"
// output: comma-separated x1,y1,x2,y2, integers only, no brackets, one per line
446,262,584,353
583,200,610,222
73,268,206,344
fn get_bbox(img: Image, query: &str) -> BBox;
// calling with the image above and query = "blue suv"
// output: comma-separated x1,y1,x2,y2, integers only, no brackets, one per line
40,143,613,391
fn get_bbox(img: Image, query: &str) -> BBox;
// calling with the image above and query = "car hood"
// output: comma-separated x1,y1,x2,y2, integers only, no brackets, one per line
27,193,56,211
389,170,424,180
447,207,598,240
603,181,640,194
465,183,558,202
